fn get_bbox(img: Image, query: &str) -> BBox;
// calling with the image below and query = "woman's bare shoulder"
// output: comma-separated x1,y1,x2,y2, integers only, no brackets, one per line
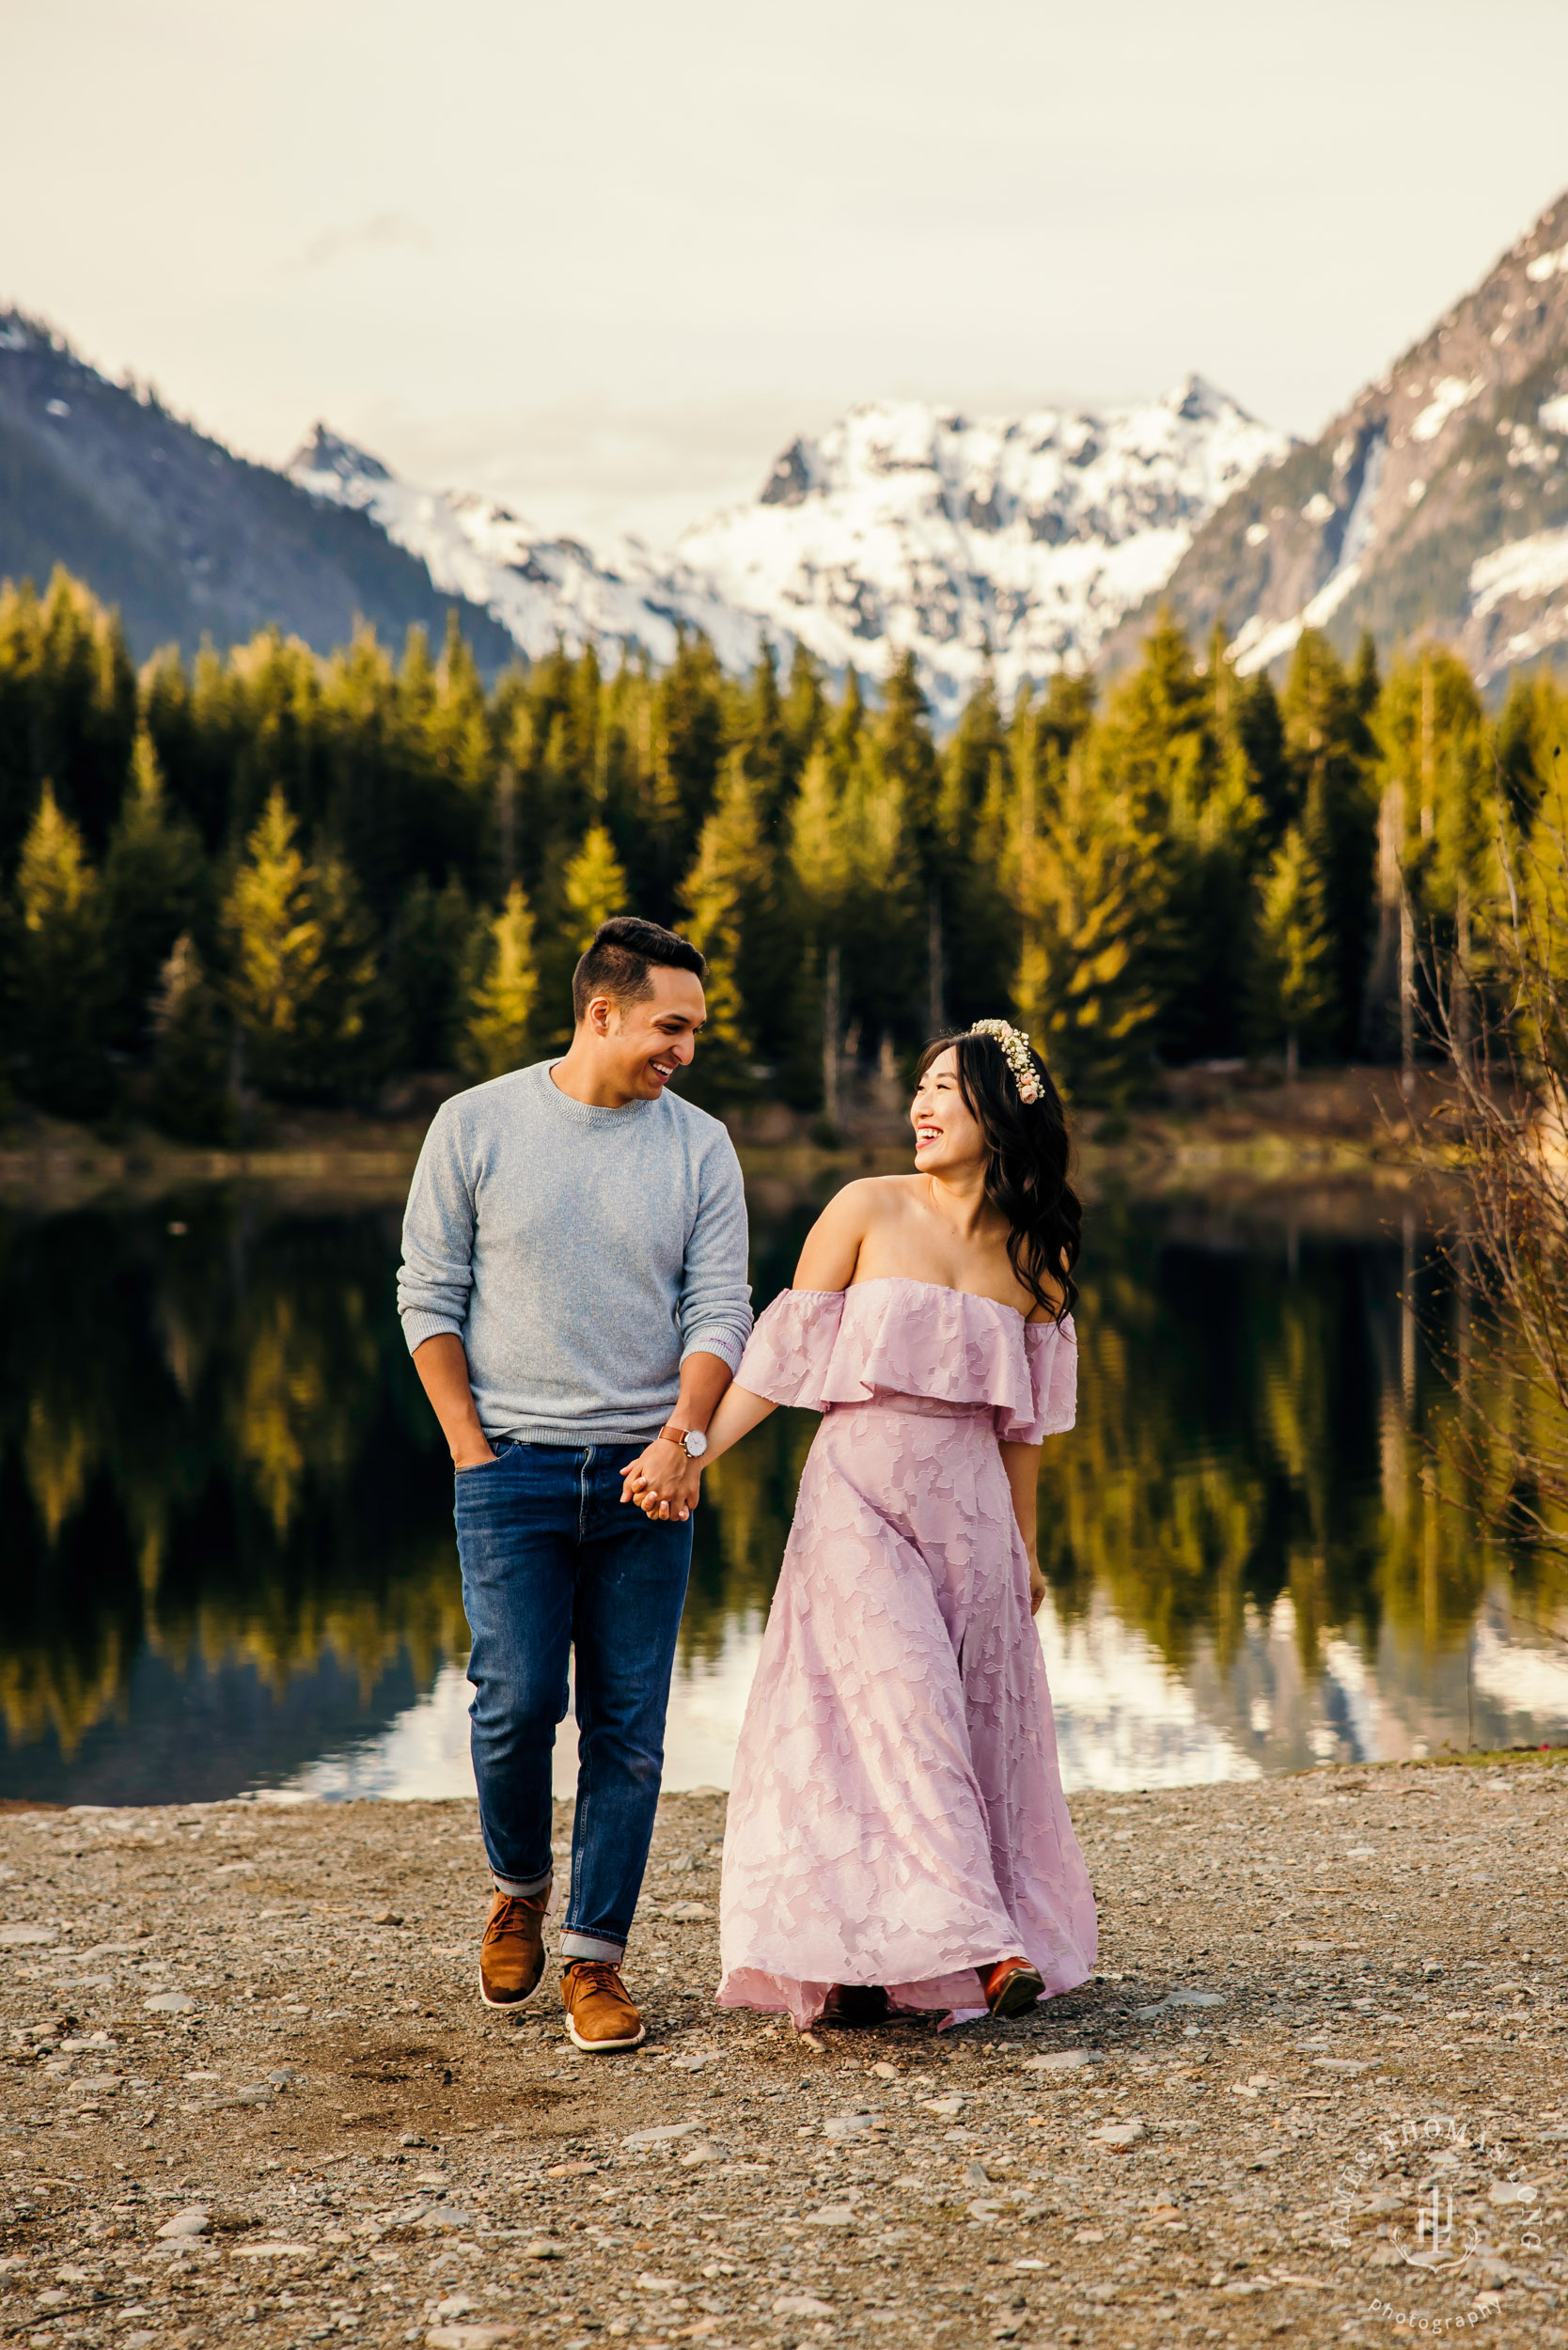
794,1175,917,1289
819,1173,920,1226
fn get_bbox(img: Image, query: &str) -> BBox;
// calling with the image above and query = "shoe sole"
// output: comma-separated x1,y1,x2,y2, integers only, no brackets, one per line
988,1966,1044,2019
565,2013,647,2052
478,1969,544,2010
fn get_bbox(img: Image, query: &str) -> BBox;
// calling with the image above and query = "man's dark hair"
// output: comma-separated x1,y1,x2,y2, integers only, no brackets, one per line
572,916,707,1024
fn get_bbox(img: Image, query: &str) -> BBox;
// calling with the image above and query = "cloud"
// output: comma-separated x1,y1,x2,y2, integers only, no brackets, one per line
286,214,432,274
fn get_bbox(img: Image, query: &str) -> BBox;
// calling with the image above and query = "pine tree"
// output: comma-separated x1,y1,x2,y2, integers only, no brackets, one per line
788,728,918,1081
1014,744,1164,1104
149,933,234,1142
680,756,780,1099
782,642,828,770
562,822,630,952
222,789,380,1098
733,643,790,821
938,671,1013,1026
1232,669,1292,842
1093,614,1252,1063
1254,824,1334,1078
1364,646,1488,1061
878,650,941,854
457,883,538,1081
385,874,472,1070
0,571,136,871
223,788,316,1090
1035,671,1097,764
140,643,217,848
1093,608,1212,813
102,728,206,1052
225,628,326,848
429,612,494,801
830,666,866,767
789,748,853,912
1497,669,1568,831
1281,631,1377,1056
877,651,943,1031
653,634,727,846
35,570,138,853
11,782,113,1117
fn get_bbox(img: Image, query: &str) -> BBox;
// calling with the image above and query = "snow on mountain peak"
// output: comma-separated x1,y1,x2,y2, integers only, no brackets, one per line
287,380,1287,721
678,381,1290,720
288,432,771,674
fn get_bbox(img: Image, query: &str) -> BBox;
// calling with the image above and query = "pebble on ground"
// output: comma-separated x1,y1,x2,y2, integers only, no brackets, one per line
1,1761,1565,2350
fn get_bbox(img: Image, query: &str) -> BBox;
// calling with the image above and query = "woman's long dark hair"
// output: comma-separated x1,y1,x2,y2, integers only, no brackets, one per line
915,1029,1081,1324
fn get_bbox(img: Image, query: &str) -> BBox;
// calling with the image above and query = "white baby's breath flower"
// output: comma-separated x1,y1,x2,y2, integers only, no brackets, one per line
967,1018,1043,1104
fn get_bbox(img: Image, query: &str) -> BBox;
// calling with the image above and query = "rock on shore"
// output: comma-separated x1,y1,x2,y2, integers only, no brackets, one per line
1,1762,1565,2349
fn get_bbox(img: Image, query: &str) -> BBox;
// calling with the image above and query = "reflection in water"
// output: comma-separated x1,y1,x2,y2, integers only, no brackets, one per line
2,1182,1565,1805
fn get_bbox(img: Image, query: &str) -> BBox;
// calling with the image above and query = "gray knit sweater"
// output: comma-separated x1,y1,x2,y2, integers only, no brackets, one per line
397,1060,752,1446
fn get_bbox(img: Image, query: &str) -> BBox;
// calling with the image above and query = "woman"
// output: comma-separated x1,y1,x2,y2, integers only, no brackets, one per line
631,1021,1096,2029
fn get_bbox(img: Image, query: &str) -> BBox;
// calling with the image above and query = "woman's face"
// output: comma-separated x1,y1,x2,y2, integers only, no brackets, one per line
911,1046,986,1177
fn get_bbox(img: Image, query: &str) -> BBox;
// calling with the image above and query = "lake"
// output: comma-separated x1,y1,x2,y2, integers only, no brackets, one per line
4,1168,1567,1808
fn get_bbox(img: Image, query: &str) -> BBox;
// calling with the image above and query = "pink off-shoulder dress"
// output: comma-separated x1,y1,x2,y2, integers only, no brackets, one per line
716,1277,1098,2029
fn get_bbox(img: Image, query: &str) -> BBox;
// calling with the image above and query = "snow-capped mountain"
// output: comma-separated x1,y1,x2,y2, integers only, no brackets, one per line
677,381,1291,720
1118,187,1568,687
0,316,1291,713
20,183,1568,715
287,427,773,675
286,384,1288,724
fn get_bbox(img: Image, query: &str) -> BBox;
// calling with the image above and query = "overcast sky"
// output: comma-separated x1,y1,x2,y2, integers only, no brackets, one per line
5,0,1568,544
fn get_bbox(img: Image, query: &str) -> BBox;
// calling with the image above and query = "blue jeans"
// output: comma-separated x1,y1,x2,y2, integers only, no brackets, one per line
453,1440,693,1962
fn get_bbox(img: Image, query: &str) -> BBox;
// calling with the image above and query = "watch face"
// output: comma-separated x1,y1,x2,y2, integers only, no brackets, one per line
683,1430,708,1458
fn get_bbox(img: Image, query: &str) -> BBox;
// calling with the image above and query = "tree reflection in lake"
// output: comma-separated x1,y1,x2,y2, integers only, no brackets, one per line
2,1179,1565,1803
1,1198,465,1799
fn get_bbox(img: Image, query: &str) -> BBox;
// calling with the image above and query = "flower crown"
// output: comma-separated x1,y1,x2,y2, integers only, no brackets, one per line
968,1018,1043,1104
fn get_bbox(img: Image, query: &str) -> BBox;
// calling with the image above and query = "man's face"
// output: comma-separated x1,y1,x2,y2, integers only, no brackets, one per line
586,967,707,1101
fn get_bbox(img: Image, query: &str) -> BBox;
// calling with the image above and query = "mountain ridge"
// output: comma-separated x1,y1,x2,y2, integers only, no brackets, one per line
676,377,1290,719
8,182,1568,708
0,312,517,666
1104,187,1568,685
284,379,1287,726
286,424,773,676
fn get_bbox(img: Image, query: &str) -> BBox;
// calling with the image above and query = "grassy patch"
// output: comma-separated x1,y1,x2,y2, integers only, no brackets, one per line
1417,1742,1568,1770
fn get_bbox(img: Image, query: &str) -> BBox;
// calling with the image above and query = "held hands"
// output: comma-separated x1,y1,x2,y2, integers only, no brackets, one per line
619,1437,702,1522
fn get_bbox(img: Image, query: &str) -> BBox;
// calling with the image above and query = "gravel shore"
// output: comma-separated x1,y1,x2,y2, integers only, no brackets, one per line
2,1762,1564,2350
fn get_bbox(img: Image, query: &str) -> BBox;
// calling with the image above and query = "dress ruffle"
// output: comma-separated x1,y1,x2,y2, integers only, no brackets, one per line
734,1277,1076,1444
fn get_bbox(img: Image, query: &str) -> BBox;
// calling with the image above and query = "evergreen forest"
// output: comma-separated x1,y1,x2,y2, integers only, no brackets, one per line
3,563,1566,1139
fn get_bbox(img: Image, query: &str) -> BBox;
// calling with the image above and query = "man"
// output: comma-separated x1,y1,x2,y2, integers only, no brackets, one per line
397,916,751,2052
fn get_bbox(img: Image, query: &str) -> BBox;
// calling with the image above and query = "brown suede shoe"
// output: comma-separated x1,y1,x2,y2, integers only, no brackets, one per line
478,1887,550,2010
560,1958,646,2051
979,1955,1044,2018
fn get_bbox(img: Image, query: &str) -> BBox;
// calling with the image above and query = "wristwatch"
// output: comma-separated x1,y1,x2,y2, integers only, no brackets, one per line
658,1423,709,1459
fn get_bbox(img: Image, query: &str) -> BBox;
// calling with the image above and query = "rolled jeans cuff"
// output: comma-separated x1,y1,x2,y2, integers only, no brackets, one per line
560,1930,626,1963
493,1866,553,1900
